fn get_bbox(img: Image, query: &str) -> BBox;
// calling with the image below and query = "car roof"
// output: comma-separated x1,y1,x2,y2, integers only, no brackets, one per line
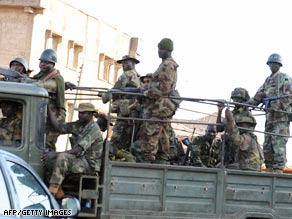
0,149,29,166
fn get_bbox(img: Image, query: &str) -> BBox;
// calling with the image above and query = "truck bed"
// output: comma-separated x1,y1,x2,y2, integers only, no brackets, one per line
101,162,292,219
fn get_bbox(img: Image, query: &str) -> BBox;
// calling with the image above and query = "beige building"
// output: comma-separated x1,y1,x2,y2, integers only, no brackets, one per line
0,0,143,119
0,0,143,149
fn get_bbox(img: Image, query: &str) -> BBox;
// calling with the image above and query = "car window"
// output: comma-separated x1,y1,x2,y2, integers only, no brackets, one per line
0,168,11,215
6,161,52,211
0,100,23,148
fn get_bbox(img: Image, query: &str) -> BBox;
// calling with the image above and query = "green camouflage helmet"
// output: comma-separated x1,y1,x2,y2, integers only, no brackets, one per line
39,49,57,63
231,87,250,101
236,115,257,126
9,57,29,72
267,53,282,66
158,38,173,51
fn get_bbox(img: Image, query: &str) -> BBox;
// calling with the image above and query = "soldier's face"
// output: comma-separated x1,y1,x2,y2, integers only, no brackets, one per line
121,60,134,71
142,78,151,89
206,131,216,141
268,62,281,74
10,61,25,74
158,49,169,59
78,111,92,124
39,60,54,73
1,104,14,117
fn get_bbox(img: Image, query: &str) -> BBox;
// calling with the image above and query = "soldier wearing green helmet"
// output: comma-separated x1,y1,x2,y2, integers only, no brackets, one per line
246,53,292,173
22,48,66,152
225,108,263,171
216,87,253,167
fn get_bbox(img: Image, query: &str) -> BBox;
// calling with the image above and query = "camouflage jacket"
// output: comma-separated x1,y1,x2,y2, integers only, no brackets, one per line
59,120,103,172
0,112,22,146
217,106,252,132
143,58,179,119
103,69,141,117
247,70,292,124
226,119,263,171
190,136,222,167
151,57,178,94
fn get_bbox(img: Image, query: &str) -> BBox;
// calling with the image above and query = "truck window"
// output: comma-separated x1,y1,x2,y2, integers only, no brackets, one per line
0,100,23,147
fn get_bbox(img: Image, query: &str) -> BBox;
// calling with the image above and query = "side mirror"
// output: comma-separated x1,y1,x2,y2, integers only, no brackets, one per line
60,197,80,217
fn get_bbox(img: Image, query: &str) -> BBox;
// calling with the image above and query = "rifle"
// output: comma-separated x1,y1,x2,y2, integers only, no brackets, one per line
181,127,196,165
261,94,292,108
109,87,147,93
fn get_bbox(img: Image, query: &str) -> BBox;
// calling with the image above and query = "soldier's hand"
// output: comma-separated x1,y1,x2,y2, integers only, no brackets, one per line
145,87,162,99
217,102,225,111
65,81,76,90
41,152,58,165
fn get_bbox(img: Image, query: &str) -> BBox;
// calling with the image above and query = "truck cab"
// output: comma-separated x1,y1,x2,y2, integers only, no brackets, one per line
0,81,48,177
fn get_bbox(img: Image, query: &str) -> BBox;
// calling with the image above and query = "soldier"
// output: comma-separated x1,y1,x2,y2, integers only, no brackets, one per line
217,87,253,167
1,57,32,81
140,73,153,89
9,57,32,77
99,55,141,160
0,100,22,147
225,108,263,171
190,125,222,167
22,49,66,152
246,53,292,173
42,103,103,198
131,38,181,164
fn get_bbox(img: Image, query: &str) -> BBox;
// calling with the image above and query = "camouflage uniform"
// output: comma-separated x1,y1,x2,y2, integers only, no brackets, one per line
0,108,22,146
247,54,292,171
109,69,141,154
22,49,66,152
225,111,263,171
101,55,141,158
48,120,103,185
190,135,222,168
32,70,66,151
217,87,253,166
132,38,180,163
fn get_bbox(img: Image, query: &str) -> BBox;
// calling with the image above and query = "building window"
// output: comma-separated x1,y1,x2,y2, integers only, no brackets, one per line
98,53,120,84
67,40,83,70
45,30,62,60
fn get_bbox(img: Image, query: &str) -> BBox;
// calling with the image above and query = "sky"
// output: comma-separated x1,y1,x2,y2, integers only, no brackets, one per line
67,0,292,163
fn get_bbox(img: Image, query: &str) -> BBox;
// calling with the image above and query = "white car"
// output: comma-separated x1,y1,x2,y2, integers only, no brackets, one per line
0,149,79,218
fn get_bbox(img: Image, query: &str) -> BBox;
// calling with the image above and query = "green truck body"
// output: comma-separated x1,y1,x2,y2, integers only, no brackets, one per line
1,81,292,219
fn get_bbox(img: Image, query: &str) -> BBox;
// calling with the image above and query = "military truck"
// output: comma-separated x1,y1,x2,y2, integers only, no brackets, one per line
1,80,292,219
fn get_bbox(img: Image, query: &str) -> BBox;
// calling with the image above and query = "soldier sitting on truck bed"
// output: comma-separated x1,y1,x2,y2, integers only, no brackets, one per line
190,125,222,167
225,108,263,171
0,100,22,147
41,102,103,198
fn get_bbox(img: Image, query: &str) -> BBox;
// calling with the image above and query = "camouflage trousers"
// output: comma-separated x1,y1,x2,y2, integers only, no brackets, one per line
46,108,66,152
264,121,289,170
131,121,171,163
47,153,92,185
110,120,136,154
